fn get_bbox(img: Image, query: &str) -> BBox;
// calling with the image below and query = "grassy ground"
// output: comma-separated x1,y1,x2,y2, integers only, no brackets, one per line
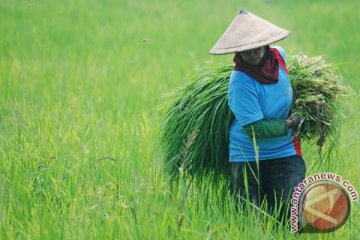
0,0,359,239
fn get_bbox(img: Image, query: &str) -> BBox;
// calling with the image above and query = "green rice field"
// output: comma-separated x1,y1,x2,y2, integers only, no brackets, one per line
1,0,359,239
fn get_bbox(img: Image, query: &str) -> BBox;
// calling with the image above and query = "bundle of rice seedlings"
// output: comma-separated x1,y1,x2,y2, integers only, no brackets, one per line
160,54,351,183
289,54,349,147
160,65,234,183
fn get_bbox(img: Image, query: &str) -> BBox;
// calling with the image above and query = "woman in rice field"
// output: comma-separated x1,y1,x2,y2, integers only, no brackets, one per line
210,10,306,224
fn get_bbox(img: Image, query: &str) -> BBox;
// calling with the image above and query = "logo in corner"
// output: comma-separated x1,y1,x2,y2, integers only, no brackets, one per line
299,181,351,233
290,172,358,233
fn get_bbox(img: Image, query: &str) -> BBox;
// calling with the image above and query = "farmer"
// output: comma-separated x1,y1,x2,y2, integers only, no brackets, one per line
209,10,306,224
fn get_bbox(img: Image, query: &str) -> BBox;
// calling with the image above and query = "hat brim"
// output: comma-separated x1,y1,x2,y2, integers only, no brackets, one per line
209,10,291,55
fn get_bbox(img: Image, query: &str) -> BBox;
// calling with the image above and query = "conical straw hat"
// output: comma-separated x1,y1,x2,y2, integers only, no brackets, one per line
209,10,291,55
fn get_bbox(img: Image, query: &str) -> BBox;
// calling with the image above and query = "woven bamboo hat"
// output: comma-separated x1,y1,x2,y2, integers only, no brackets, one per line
209,10,291,55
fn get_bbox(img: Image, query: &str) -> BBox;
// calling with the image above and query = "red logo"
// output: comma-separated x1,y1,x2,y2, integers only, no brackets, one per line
299,181,351,233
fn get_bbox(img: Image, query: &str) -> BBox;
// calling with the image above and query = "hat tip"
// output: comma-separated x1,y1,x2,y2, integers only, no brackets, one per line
239,9,248,14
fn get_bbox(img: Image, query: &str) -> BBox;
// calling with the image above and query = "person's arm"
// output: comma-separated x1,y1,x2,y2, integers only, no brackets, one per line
228,72,264,127
243,115,300,139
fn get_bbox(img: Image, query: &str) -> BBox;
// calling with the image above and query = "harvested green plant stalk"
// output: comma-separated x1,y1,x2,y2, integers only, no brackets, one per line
160,53,351,182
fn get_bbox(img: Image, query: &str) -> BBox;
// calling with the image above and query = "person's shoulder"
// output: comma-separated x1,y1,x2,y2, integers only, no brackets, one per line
272,46,286,60
230,70,254,86
230,70,257,93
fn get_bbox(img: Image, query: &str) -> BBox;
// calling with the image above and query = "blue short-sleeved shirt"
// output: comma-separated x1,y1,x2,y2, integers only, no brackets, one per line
228,46,300,162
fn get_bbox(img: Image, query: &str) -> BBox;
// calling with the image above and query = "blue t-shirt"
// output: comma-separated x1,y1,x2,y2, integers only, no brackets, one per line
228,46,301,162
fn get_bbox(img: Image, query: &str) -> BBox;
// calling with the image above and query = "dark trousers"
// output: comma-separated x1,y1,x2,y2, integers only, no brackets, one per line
230,155,306,222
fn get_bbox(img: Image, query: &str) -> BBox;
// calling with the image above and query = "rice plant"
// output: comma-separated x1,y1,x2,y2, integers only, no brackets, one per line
160,54,352,183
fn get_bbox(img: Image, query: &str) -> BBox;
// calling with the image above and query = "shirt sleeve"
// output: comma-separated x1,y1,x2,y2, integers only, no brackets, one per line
228,71,263,127
243,119,288,139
